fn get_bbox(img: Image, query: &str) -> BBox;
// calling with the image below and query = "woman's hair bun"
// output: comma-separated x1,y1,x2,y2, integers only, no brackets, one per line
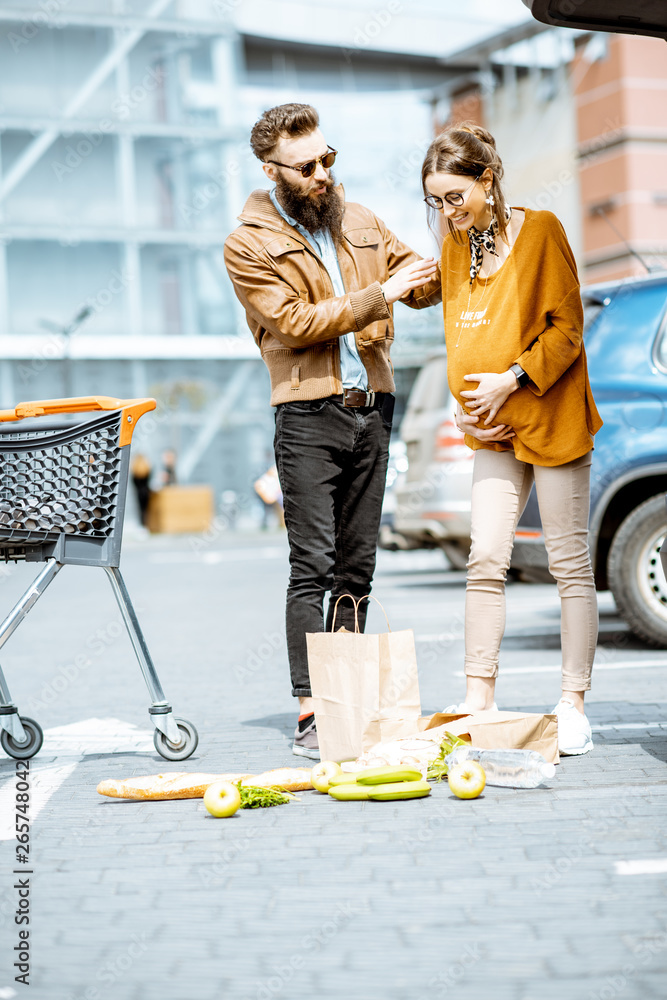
455,121,497,150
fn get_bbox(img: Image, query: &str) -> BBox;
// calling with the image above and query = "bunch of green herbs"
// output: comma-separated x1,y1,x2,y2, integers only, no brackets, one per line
236,783,293,808
427,731,471,782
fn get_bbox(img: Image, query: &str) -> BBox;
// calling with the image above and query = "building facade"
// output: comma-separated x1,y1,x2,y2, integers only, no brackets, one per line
1,3,662,520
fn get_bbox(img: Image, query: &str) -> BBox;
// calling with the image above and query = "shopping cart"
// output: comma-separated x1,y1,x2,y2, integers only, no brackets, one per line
0,395,198,761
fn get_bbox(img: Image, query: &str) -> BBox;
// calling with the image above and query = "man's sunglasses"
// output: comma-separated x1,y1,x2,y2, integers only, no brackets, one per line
423,174,481,210
268,147,338,178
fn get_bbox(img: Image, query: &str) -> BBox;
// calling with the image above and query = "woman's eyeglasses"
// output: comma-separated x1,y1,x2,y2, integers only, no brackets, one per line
423,175,481,210
268,147,338,178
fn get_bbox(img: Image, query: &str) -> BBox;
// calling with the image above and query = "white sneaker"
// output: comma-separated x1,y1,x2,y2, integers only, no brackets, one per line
443,702,498,714
552,698,593,755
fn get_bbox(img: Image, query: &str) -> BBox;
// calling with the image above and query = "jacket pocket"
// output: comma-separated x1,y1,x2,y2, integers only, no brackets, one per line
343,227,381,249
265,236,306,258
261,345,338,399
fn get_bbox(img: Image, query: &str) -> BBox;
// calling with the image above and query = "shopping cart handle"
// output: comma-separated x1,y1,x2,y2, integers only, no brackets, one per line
0,396,156,447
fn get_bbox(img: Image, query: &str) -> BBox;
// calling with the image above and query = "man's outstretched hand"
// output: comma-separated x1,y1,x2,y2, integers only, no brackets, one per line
381,258,438,305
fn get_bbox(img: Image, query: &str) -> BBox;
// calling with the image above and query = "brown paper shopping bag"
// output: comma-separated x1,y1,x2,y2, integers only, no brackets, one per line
421,710,559,764
307,596,422,763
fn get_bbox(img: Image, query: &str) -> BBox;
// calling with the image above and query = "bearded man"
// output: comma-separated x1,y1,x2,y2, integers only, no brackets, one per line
224,103,441,759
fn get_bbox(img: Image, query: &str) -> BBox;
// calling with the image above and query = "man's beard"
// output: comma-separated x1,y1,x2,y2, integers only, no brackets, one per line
274,172,344,242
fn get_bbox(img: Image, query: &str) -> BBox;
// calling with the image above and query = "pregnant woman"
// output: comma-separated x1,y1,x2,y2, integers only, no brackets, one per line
421,123,602,755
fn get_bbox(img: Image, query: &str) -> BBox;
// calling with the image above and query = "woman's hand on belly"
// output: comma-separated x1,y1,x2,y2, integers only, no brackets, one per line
460,370,518,424
455,403,515,443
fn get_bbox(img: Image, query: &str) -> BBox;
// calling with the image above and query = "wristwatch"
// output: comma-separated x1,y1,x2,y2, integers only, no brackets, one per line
509,363,529,389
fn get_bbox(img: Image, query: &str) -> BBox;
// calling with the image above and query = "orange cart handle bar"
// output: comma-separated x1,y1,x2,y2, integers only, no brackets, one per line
0,396,156,447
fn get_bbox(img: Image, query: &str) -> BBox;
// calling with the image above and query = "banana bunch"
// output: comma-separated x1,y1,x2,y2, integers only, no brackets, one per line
326,765,431,802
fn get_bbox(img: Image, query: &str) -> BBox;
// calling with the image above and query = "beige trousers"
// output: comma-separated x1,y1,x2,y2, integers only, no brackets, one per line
465,449,597,692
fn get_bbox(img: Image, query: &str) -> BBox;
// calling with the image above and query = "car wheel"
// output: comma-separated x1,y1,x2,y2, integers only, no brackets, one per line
607,493,667,647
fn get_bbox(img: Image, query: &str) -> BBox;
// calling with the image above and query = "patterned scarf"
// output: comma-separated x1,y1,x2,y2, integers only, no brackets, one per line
467,208,511,284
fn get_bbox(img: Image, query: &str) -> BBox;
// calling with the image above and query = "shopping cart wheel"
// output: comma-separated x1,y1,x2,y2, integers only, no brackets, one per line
153,718,198,761
1,717,44,759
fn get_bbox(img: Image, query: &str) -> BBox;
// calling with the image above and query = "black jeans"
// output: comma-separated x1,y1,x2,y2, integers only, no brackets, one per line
274,395,393,696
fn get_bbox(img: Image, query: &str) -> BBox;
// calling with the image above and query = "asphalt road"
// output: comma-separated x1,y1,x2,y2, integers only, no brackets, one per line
0,528,666,1000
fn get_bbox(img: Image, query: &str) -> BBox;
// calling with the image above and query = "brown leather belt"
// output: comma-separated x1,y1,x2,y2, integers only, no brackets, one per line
338,388,379,408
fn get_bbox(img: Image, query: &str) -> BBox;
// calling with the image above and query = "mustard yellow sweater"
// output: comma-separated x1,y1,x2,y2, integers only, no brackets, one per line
442,208,602,466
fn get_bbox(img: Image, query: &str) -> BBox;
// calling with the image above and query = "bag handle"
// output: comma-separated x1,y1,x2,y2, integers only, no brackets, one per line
357,594,392,633
330,594,360,633
329,594,392,633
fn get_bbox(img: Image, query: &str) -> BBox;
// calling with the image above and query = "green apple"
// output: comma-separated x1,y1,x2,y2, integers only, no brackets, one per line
447,761,486,799
203,780,242,817
310,760,343,793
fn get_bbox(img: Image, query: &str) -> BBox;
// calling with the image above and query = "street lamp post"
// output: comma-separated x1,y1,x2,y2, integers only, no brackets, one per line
38,304,93,398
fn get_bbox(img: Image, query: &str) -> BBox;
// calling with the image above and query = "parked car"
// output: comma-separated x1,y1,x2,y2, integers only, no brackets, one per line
515,273,667,645
394,273,667,645
378,439,422,551
393,348,473,568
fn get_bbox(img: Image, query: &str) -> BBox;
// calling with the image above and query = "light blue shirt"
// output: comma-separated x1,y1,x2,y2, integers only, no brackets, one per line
269,188,367,390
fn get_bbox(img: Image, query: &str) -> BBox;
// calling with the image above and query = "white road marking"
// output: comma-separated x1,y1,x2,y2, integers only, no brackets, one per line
592,659,667,671
149,546,286,565
0,718,153,841
416,633,461,643
592,722,667,732
454,660,667,677
615,859,667,875
416,625,629,644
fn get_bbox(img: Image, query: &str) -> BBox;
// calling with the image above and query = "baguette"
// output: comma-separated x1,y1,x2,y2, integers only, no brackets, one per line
96,767,313,800
241,768,313,792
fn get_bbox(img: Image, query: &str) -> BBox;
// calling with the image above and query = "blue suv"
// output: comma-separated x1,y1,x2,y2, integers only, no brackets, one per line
513,273,667,645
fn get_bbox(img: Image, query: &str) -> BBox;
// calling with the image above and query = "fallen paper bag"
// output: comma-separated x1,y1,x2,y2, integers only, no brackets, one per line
420,710,559,764
307,595,421,763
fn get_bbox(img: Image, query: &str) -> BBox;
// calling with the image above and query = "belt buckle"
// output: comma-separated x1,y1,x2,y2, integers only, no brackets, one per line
343,388,375,407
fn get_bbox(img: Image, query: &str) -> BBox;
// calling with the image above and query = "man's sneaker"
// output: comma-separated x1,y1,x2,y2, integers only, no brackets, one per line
443,702,498,713
292,716,320,760
552,698,593,755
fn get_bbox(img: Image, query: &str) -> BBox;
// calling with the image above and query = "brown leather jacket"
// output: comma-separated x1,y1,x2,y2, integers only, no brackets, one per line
224,188,442,405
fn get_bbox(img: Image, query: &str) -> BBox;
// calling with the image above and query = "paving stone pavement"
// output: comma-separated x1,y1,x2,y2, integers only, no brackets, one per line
0,533,665,1000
